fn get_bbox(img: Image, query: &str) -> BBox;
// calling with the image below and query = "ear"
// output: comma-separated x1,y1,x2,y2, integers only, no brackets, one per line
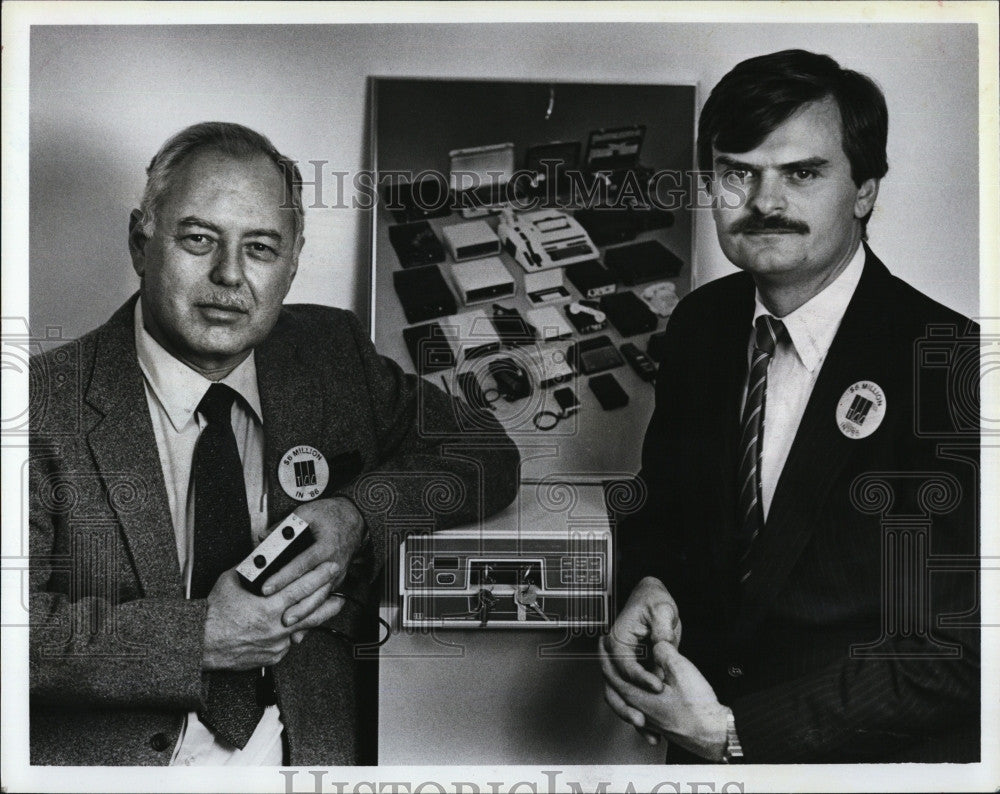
128,209,148,277
854,178,880,220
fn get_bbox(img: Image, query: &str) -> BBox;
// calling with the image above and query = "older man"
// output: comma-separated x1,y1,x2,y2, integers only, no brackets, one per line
29,122,519,765
601,50,979,763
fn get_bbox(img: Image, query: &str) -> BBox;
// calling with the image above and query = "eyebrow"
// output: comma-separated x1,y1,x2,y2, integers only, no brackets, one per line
176,216,285,243
714,155,831,172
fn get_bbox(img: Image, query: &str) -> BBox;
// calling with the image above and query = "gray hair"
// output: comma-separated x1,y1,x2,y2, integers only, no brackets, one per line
137,121,305,239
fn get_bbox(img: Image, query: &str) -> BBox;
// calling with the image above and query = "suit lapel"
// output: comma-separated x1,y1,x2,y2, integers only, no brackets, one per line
85,297,183,597
705,276,757,578
738,250,894,627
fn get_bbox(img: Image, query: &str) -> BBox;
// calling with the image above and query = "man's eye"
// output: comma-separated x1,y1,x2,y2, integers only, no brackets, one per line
247,242,278,261
724,169,752,182
179,234,215,253
791,169,817,182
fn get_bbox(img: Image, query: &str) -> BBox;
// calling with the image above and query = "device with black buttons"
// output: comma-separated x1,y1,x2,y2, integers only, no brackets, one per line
569,334,625,375
400,528,611,629
620,342,657,382
236,513,314,595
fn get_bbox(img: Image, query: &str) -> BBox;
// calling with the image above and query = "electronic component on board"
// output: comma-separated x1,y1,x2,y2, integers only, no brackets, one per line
599,290,658,336
564,300,607,334
450,257,515,305
393,265,457,323
565,260,617,299
442,220,501,261
497,209,600,273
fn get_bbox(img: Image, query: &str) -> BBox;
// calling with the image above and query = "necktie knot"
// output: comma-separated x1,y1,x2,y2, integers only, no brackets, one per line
198,383,239,426
754,315,786,357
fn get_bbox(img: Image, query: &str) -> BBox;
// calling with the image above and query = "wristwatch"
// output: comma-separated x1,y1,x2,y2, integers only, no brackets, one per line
722,708,744,763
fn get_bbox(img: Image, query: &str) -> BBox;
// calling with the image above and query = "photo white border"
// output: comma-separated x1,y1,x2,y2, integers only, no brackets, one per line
2,2,997,792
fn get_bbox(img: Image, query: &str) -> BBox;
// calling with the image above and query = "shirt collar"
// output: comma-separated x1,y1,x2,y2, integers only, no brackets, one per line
752,243,866,373
133,300,263,432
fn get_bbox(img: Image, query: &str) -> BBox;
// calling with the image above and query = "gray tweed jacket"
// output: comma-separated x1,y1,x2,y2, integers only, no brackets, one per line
29,296,519,765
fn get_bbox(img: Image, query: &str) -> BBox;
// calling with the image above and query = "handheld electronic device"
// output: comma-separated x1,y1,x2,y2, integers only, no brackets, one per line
620,342,657,382
589,373,629,410
647,330,668,363
237,514,314,595
569,335,625,375
553,386,580,417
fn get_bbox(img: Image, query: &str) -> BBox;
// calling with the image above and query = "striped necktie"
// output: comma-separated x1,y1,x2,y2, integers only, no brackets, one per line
736,314,785,583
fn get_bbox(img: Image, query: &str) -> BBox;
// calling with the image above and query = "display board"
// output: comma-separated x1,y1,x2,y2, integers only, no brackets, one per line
370,77,697,482
370,77,696,764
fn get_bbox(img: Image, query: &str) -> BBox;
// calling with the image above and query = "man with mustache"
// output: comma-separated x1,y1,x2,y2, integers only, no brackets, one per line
601,50,979,763
29,122,519,765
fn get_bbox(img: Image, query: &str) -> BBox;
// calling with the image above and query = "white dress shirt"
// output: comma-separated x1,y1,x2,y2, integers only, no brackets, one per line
134,301,284,766
747,243,866,520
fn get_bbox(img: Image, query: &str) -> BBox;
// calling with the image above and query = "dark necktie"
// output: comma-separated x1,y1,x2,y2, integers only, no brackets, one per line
736,315,785,584
191,382,263,749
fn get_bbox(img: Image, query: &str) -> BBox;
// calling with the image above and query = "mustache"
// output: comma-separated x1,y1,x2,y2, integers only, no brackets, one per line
730,214,810,235
195,293,251,313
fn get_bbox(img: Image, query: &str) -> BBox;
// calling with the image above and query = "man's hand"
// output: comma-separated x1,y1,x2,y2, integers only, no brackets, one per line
602,577,682,693
601,639,728,761
202,563,339,671
258,498,367,629
600,577,682,745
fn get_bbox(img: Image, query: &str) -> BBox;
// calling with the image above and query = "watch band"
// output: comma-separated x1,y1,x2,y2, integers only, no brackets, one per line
723,708,744,763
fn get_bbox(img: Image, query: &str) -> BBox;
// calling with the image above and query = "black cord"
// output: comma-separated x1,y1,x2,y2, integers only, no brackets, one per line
532,410,562,431
321,591,392,648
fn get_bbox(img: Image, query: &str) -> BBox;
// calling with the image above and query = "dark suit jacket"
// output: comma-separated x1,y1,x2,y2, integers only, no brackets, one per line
617,248,980,763
29,297,519,765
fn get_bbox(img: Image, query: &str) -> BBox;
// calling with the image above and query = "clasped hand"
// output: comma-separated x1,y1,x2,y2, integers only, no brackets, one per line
599,577,728,760
202,497,366,671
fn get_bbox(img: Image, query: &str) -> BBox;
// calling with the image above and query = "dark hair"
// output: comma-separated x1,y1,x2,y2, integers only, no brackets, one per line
138,121,304,238
698,50,888,231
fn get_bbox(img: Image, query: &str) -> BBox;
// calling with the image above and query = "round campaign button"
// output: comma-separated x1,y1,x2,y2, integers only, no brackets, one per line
278,445,329,501
835,381,887,439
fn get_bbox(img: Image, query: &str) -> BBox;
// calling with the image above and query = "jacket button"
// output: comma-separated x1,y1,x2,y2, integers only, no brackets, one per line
727,664,743,678
150,732,171,752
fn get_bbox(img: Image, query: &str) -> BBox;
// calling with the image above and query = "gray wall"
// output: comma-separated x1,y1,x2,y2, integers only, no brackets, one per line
29,23,979,341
